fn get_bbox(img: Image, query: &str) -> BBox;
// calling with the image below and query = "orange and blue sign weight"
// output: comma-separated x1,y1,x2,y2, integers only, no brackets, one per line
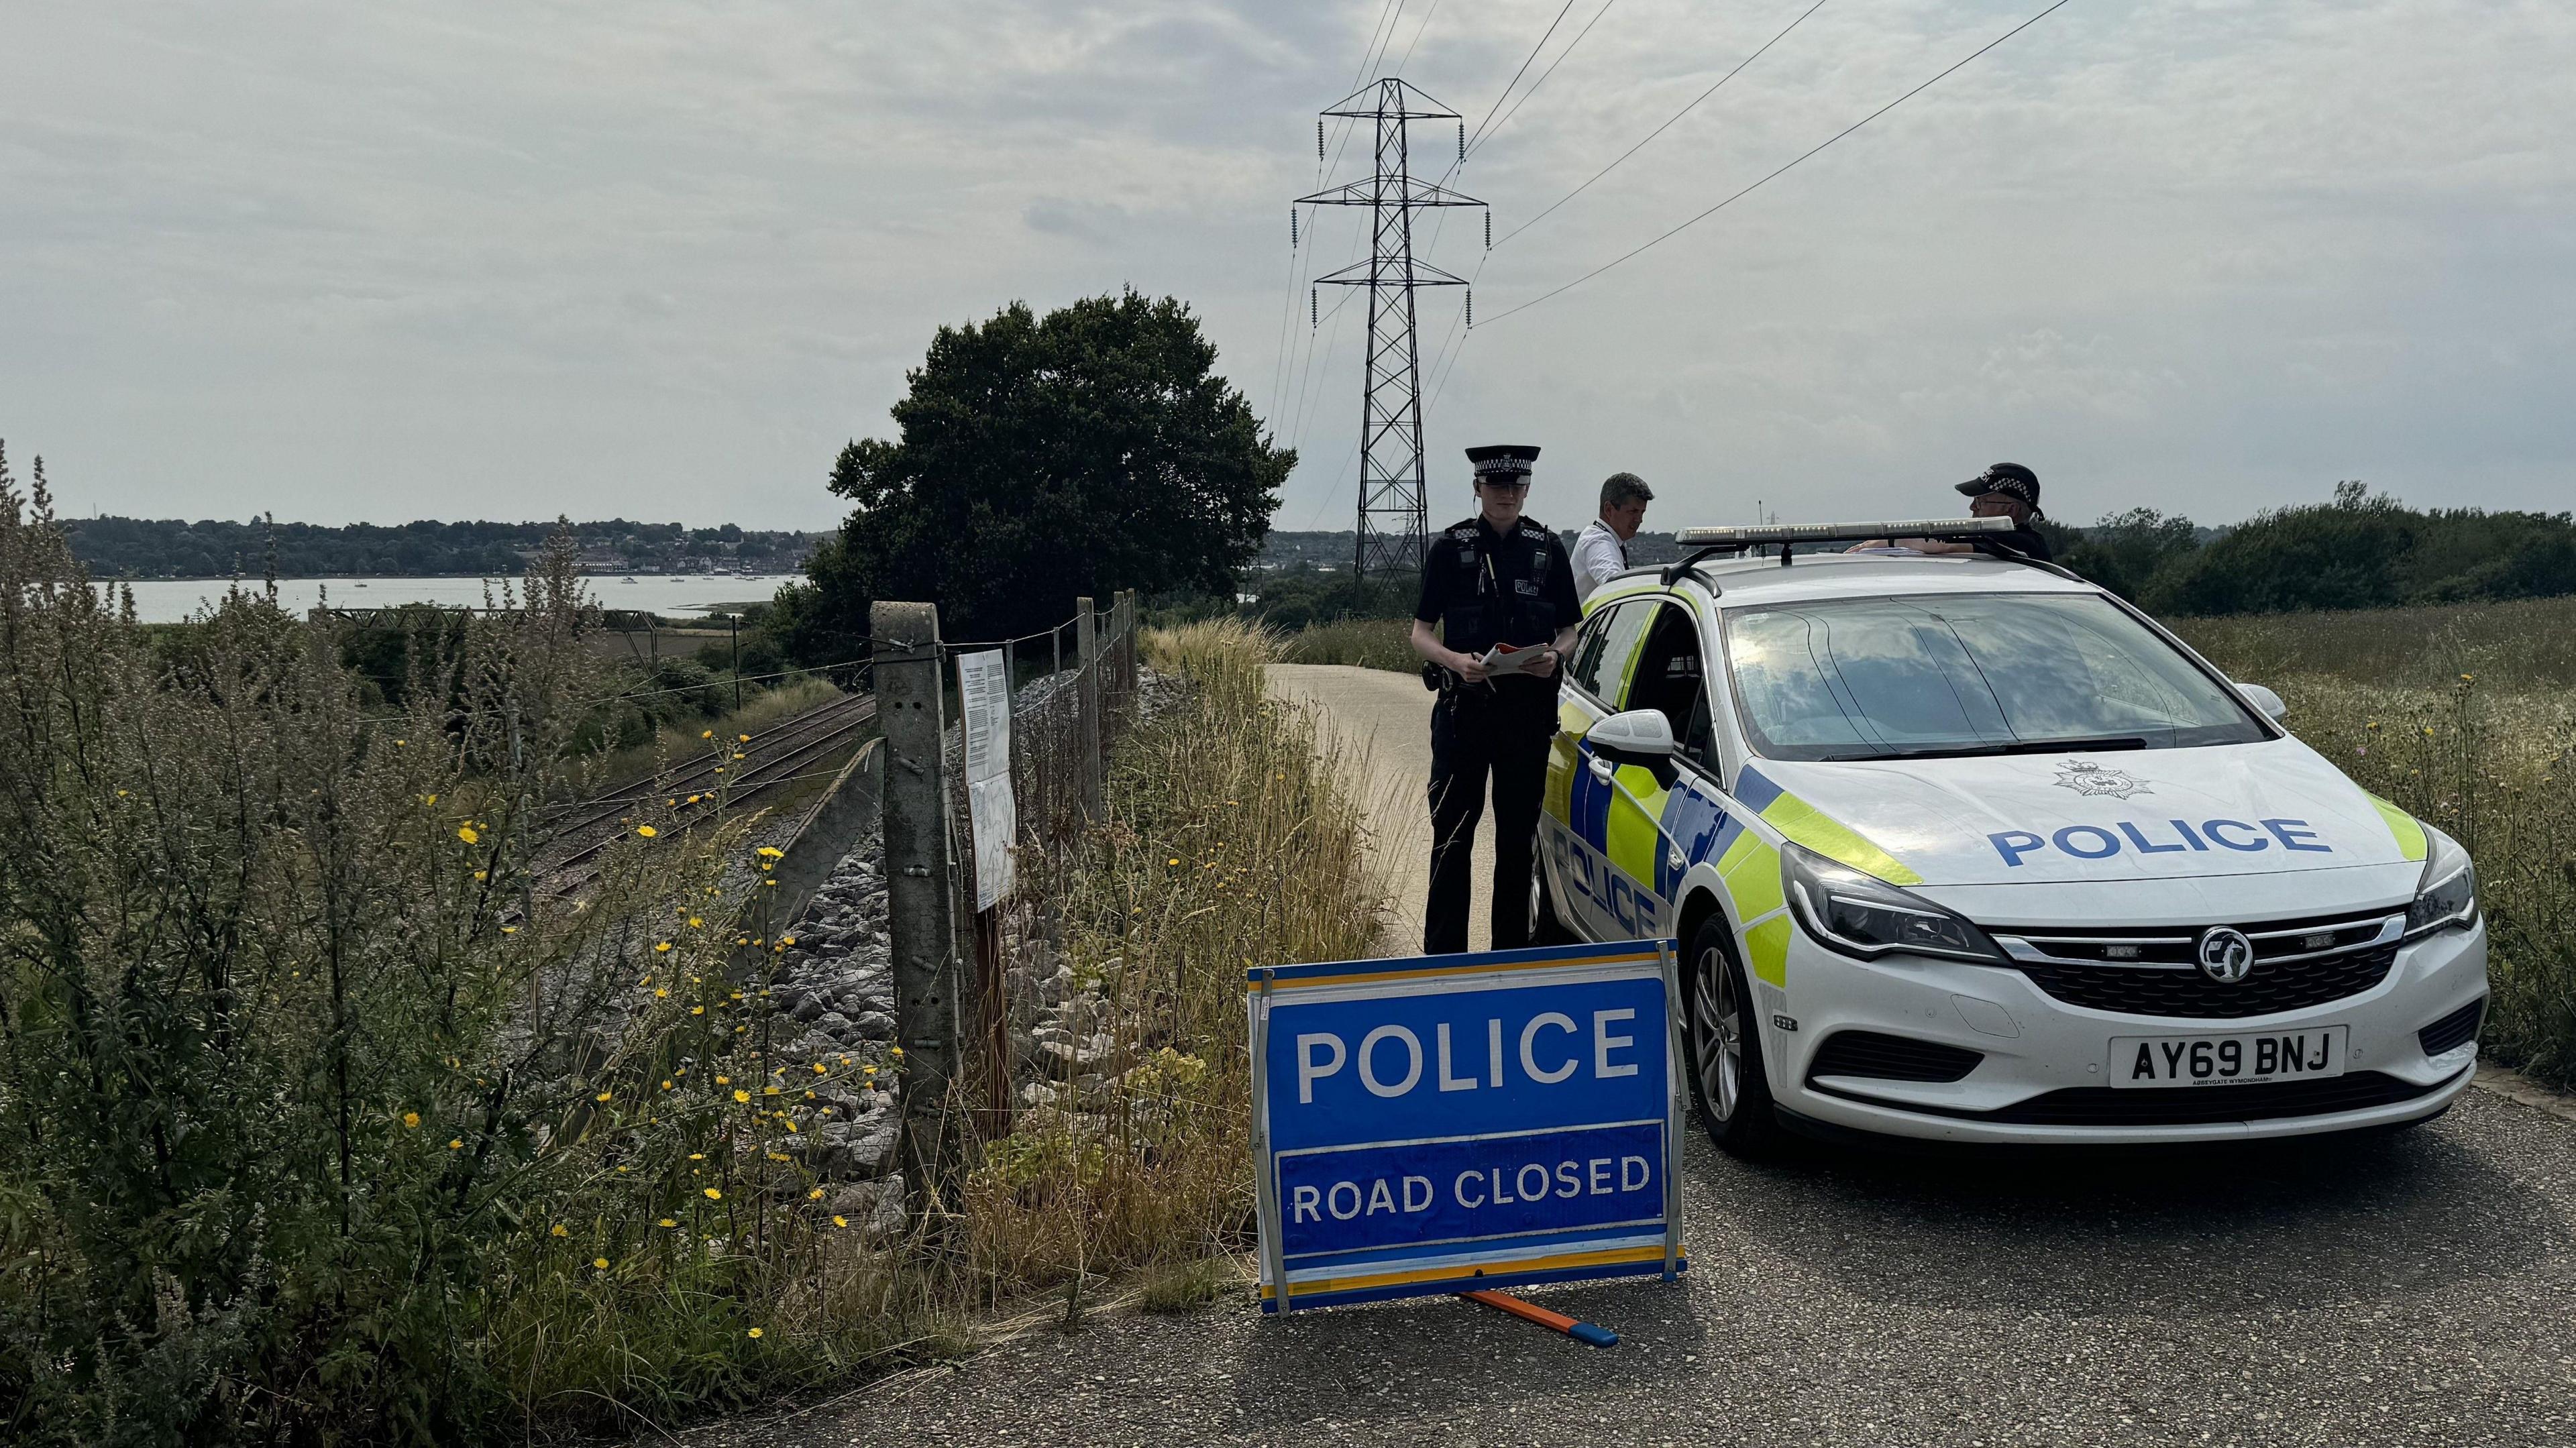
1247,940,1687,1314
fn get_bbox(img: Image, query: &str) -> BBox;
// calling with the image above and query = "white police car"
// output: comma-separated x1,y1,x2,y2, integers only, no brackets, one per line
1535,517,2487,1150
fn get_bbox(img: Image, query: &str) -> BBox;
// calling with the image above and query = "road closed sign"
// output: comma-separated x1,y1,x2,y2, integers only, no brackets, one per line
1248,940,1685,1314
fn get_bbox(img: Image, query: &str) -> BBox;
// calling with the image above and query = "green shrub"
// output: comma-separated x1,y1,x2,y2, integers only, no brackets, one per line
0,449,904,1443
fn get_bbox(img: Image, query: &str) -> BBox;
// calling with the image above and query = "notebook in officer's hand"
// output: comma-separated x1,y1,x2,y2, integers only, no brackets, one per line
1479,642,1552,678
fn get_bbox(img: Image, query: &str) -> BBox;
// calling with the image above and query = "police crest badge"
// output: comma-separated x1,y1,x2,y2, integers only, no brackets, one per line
2053,759,2151,801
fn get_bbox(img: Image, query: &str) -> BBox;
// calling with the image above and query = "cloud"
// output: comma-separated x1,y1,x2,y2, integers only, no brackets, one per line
0,0,2569,535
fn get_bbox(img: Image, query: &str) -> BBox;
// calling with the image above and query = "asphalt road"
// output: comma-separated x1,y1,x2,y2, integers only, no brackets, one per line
690,1091,2576,1447
1265,663,1493,957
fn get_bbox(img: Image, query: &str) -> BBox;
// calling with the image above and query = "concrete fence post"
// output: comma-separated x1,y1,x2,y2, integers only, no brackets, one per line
871,601,963,1198
1075,596,1105,822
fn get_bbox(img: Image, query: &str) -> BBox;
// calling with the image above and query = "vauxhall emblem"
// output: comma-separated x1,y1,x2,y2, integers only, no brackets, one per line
2196,927,2256,984
2053,759,2153,801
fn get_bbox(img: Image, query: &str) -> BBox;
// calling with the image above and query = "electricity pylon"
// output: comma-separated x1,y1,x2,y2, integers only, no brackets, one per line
1299,79,1482,584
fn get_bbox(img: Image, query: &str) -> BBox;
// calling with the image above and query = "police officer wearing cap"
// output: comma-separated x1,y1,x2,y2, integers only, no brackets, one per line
1409,445,1580,955
1854,462,2054,561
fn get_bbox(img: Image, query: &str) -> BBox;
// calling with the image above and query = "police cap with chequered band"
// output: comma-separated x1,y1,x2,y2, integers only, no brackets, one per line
1956,461,2040,513
1466,444,1541,481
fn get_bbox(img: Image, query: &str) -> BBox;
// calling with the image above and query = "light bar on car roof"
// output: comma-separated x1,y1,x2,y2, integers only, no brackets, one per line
1672,516,2017,547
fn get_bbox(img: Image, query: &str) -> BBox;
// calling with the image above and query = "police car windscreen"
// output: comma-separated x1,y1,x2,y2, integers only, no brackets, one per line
1722,593,2267,762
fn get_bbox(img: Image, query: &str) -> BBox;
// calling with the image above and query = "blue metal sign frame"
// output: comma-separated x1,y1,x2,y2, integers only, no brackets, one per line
1248,939,1685,1314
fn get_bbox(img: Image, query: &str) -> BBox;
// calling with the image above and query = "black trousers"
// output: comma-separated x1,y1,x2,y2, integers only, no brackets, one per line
1424,685,1554,955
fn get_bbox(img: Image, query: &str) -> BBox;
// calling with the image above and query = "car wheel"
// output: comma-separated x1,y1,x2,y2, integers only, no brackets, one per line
1683,915,1780,1157
1532,855,1576,944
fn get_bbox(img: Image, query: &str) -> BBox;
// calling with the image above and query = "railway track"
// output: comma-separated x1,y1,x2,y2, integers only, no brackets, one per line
539,689,879,893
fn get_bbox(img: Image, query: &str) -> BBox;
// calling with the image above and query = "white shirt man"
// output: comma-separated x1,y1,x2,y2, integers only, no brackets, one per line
1571,471,1654,602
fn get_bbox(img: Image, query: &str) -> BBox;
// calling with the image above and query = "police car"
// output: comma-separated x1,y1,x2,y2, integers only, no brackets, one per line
1535,516,2487,1150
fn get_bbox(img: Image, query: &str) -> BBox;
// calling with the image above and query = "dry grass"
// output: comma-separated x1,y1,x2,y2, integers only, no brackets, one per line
1279,616,1416,672
955,618,1390,1299
2178,604,2576,1087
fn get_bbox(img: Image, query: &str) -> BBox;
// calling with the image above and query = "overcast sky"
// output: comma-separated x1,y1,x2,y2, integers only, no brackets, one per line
5,1,2570,534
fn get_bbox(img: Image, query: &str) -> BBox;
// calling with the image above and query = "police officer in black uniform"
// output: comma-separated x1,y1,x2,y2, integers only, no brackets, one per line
1409,445,1580,955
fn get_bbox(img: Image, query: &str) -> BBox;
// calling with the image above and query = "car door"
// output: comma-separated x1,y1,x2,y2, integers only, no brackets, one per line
1544,597,1656,939
1584,600,1734,940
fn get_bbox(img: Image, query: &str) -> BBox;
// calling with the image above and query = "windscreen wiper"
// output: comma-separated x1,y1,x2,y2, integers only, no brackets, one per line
1822,736,2150,763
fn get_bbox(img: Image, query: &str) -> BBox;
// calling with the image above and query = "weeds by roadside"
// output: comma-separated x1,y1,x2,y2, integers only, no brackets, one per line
958,619,1389,1306
1279,616,1415,672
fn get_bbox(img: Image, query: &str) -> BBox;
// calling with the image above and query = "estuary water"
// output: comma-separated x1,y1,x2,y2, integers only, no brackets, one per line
101,575,796,624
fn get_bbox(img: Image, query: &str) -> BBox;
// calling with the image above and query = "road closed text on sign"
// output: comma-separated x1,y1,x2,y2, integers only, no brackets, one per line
1248,941,1684,1313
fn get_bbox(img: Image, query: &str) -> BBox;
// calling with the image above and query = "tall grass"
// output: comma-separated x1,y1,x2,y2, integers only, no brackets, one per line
961,618,1389,1296
0,451,914,1444
1279,615,1415,672
2176,601,2576,1087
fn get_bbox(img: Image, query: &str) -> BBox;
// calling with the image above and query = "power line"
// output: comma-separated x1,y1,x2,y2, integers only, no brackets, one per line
1464,0,1619,164
1464,1,1578,153
1391,0,1444,76
1353,0,1407,85
1476,0,2078,329
1495,0,1832,246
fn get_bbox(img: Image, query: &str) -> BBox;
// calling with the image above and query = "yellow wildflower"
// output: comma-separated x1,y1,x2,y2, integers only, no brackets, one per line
659,1217,678,1228
833,1215,849,1229
808,1187,825,1200
733,1089,751,1103
637,825,658,838
593,1257,610,1270
472,870,487,881
757,846,784,859
402,1111,421,1129
422,793,438,805
447,1139,463,1150
747,1327,763,1339
457,825,479,844
703,1188,721,1201
595,1091,612,1102
690,1005,705,1015
551,1223,568,1237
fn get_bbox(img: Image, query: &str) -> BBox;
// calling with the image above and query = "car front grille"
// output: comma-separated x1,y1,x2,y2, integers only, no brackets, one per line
2417,997,2485,1056
1990,909,2404,1019
1807,1030,1983,1084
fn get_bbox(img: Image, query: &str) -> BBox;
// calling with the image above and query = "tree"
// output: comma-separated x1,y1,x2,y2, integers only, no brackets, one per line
2056,507,2201,606
771,292,1291,658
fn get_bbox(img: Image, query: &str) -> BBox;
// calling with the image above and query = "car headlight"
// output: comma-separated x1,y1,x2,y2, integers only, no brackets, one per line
1782,842,2006,964
2403,828,2478,940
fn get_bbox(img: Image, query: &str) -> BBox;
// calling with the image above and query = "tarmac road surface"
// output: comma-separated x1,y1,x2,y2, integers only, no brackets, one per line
1264,662,1503,958
668,663,2576,1447
687,1092,2576,1447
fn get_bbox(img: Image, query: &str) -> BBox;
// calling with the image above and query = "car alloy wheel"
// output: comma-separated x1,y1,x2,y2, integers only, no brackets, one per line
1693,942,1742,1122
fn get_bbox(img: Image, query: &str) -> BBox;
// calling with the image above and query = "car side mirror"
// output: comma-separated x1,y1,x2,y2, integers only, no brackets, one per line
2236,682,2288,724
1587,709,1677,758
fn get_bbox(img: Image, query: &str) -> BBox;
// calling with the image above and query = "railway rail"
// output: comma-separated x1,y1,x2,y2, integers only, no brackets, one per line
538,689,879,894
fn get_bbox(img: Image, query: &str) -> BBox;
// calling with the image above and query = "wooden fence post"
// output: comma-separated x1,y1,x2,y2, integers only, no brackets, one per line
871,601,963,1197
1075,596,1104,823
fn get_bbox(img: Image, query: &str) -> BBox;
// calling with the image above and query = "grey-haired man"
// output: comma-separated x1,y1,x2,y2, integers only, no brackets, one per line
1571,471,1654,603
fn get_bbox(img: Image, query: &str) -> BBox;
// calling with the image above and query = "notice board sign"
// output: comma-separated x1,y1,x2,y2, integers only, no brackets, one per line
1247,940,1685,1314
955,649,1015,911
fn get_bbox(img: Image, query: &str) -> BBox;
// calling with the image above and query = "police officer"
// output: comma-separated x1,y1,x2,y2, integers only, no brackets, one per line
1409,445,1580,955
1852,463,2054,561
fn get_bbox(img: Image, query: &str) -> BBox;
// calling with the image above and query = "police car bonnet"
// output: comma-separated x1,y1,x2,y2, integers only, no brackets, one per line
1747,738,2419,889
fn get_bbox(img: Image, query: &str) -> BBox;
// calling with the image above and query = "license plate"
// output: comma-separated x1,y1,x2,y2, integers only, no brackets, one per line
2108,1026,2349,1089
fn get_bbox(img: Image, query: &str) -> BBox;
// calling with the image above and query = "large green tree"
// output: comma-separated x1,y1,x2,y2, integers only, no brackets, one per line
773,292,1291,656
